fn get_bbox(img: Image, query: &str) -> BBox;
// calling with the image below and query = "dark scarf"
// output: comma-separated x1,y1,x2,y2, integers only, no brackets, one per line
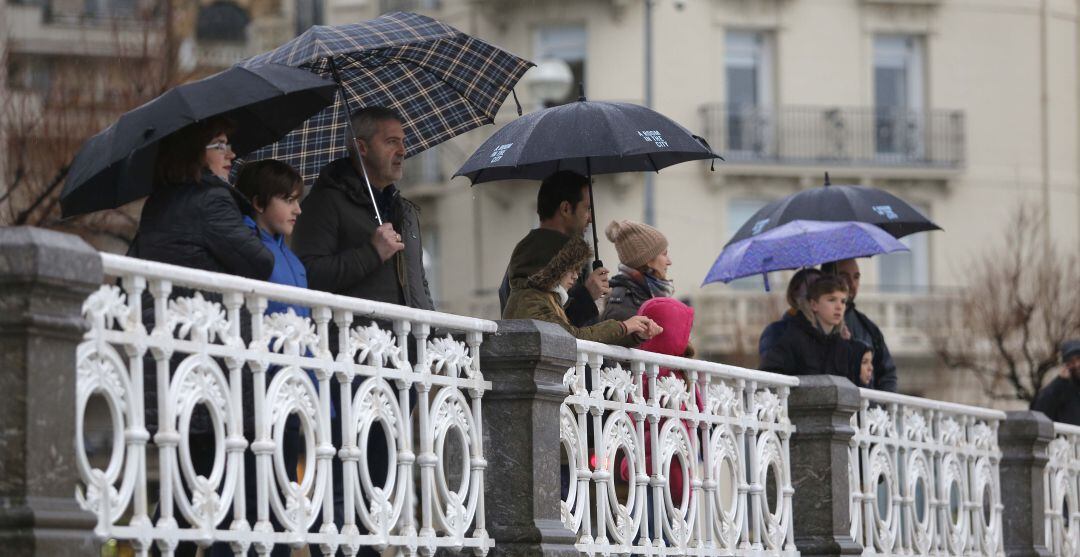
618,264,675,298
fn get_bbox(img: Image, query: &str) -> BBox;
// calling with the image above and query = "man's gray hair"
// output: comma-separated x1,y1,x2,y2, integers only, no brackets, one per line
350,106,404,143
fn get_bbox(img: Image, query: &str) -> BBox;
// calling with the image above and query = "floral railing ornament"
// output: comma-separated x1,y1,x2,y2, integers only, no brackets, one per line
849,389,1005,557
562,340,798,556
75,253,495,556
1046,422,1080,557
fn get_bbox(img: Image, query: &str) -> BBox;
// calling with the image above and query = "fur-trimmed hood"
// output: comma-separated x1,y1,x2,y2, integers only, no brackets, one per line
506,229,592,292
526,236,591,291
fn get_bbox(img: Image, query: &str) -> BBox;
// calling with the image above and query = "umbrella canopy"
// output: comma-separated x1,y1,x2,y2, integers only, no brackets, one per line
725,179,941,246
453,98,720,183
703,220,910,286
61,63,337,218
240,11,533,185
453,97,720,265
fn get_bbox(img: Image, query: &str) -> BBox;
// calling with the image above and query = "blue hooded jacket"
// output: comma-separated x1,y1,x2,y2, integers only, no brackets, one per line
244,216,310,318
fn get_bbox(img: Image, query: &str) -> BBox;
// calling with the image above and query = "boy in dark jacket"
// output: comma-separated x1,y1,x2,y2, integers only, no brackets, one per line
761,275,867,386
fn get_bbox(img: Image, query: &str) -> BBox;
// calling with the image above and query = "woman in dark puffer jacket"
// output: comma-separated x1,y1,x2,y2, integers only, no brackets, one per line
130,116,273,277
131,117,274,557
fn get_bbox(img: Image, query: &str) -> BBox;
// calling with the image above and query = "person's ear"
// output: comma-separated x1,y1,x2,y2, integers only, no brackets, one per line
559,200,572,217
355,138,369,157
252,196,266,214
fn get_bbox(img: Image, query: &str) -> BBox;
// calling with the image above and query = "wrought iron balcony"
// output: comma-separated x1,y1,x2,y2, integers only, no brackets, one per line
700,104,965,169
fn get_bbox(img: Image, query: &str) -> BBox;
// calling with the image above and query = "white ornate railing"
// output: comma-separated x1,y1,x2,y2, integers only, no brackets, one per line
849,389,1005,556
1045,422,1080,556
76,253,496,555
561,340,799,556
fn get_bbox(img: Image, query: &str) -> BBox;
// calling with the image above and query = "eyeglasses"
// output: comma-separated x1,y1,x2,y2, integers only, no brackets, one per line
205,141,233,152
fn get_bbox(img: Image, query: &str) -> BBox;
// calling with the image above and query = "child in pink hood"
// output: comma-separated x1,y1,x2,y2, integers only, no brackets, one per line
619,297,699,508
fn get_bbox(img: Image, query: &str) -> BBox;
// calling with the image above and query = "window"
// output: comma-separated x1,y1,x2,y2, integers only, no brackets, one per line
726,198,772,290
725,30,773,155
874,35,924,158
877,203,930,293
196,1,250,42
534,24,587,106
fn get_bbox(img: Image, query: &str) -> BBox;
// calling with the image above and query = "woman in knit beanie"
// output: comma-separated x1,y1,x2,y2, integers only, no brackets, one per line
599,219,673,322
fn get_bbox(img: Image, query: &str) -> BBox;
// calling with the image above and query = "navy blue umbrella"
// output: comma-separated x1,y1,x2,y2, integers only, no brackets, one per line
453,97,721,265
60,63,337,218
725,175,941,246
704,220,910,288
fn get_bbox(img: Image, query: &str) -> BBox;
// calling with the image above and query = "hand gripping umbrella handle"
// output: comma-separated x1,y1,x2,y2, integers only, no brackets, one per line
329,57,383,226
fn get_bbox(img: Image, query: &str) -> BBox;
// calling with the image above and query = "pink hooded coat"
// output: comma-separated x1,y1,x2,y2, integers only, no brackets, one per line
619,297,698,507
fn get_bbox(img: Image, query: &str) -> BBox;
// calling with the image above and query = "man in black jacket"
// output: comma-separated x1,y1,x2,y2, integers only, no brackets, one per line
1032,340,1080,425
291,107,431,557
293,106,434,310
822,259,899,392
498,170,610,326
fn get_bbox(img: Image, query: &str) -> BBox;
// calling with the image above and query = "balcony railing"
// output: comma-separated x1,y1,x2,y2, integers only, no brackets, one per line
700,104,965,169
0,226,1074,557
692,288,963,358
849,389,1004,555
564,340,798,554
77,253,496,553
1045,422,1080,555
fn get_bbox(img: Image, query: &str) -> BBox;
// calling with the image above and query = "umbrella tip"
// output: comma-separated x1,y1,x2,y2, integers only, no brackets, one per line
578,82,586,102
824,171,831,186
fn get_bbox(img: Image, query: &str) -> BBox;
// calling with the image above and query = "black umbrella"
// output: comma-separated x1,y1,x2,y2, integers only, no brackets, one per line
60,63,337,218
453,96,720,265
725,173,942,247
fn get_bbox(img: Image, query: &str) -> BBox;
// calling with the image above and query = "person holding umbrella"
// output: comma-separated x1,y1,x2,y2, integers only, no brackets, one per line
821,259,898,392
599,219,673,322
498,170,612,326
291,106,434,310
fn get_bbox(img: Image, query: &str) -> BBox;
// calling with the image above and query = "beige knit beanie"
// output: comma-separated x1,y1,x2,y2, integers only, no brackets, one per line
605,220,668,269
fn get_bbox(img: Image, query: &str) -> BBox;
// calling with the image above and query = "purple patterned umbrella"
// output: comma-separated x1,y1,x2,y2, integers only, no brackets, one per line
703,220,909,286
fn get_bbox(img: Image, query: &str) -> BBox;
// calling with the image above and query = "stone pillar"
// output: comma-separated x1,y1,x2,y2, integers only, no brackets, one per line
0,227,101,555
480,319,578,557
999,411,1054,557
787,375,862,557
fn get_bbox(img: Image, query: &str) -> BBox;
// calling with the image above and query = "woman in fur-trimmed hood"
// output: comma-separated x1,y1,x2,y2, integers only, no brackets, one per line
502,232,658,346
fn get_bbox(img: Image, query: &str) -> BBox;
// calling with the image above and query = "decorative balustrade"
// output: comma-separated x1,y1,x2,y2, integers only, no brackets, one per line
562,339,799,556
849,389,1005,556
76,253,496,555
1,227,1076,557
1045,422,1080,556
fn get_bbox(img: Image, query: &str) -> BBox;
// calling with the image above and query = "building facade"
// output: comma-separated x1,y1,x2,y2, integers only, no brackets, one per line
322,0,1080,406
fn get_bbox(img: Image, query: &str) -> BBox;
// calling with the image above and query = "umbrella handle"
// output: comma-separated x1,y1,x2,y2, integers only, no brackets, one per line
587,161,601,268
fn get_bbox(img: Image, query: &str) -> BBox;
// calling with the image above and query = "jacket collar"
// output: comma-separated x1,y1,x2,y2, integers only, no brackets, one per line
243,215,285,248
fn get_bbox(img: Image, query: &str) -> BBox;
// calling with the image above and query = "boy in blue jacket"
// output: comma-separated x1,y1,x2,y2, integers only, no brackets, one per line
237,159,308,316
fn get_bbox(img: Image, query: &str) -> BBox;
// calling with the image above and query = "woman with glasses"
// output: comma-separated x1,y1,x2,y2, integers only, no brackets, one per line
129,115,273,279
130,117,275,557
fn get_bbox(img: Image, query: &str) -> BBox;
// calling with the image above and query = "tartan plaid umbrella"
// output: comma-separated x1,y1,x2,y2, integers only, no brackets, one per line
239,11,533,188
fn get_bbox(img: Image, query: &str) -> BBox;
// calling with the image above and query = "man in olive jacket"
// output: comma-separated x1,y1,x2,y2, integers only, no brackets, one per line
292,106,434,310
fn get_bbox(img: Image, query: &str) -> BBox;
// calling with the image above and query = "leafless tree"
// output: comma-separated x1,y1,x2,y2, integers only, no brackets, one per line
935,205,1080,402
0,1,188,249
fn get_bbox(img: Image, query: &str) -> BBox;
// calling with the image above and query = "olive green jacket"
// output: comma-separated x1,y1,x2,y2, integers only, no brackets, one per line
503,284,636,346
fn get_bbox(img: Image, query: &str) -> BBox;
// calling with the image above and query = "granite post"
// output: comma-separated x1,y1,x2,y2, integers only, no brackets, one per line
999,410,1054,557
480,319,578,557
0,227,101,555
787,375,862,557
